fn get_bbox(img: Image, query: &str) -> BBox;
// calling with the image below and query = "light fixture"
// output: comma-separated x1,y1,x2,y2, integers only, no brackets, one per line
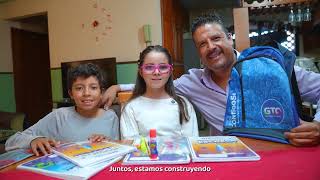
143,24,152,46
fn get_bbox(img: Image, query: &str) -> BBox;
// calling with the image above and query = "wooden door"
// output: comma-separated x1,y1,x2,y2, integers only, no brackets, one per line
161,0,188,79
11,28,52,125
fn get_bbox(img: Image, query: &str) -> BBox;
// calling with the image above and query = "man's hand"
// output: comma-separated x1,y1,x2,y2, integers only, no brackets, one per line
101,85,121,110
30,137,60,156
285,120,320,146
88,134,110,143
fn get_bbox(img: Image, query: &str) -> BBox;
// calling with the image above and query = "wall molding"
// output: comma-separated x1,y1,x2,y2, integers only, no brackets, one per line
116,61,138,64
0,72,13,74
50,60,139,69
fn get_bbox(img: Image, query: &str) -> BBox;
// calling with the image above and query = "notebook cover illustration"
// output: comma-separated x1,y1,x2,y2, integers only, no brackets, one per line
0,149,33,169
187,136,260,162
18,154,122,179
52,141,135,167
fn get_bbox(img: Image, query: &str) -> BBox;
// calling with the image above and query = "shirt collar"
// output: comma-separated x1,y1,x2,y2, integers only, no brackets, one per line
200,50,240,95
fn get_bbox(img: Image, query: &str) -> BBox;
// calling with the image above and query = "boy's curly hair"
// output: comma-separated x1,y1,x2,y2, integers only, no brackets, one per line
67,63,105,92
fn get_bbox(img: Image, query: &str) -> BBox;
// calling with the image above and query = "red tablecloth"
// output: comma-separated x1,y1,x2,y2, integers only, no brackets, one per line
1,147,320,180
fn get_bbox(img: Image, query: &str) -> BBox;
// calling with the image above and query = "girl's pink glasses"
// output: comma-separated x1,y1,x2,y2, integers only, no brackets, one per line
140,64,173,74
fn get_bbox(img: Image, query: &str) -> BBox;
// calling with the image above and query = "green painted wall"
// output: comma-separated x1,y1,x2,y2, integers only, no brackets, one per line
0,63,137,110
0,73,16,112
116,63,137,84
51,69,63,102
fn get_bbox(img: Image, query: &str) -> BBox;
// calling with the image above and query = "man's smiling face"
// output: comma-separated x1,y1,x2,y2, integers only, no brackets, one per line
193,23,235,72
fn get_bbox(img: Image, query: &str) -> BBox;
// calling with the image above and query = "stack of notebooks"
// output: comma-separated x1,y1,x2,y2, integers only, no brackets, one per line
0,149,33,169
16,141,136,179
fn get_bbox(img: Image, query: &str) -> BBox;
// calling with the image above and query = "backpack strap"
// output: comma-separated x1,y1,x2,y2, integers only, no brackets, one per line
291,69,314,122
274,42,314,122
263,41,314,122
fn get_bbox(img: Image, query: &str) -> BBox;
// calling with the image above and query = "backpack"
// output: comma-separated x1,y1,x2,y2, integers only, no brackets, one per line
223,46,300,144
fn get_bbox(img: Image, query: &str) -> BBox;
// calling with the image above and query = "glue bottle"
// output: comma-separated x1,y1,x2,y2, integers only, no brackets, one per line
149,129,158,159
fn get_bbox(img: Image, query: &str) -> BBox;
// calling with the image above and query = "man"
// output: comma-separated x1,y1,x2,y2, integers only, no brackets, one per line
103,13,320,146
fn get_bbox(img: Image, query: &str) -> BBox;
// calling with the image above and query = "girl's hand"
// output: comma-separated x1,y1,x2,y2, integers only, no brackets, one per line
88,134,110,143
101,85,121,110
30,137,60,156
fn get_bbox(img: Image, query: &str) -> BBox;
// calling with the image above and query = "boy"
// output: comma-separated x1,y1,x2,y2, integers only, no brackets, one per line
5,63,119,156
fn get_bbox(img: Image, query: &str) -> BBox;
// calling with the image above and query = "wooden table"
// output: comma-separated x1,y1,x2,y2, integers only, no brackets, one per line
239,137,295,151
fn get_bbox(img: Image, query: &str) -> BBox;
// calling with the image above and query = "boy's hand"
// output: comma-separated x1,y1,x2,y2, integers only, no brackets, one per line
30,137,60,156
285,120,320,146
101,85,120,110
88,134,110,143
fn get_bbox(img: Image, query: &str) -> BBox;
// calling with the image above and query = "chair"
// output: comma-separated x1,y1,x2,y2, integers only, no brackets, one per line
0,111,25,144
117,91,133,107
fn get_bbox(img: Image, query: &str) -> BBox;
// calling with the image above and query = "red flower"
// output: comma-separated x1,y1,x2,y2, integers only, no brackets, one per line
92,20,99,28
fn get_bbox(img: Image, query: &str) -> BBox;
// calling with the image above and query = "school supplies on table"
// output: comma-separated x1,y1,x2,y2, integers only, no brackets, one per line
122,136,190,165
187,136,260,162
149,129,158,159
0,149,33,169
138,136,150,155
52,141,136,167
17,153,122,180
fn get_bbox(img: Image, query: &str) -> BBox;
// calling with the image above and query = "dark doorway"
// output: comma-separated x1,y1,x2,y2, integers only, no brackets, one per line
11,26,52,125
161,0,240,79
161,0,188,79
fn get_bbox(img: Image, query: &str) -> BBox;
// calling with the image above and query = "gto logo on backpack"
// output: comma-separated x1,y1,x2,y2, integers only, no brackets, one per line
261,99,284,123
223,46,300,144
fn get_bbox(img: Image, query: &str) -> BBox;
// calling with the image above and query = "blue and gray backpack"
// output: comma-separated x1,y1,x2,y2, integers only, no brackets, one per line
223,46,300,144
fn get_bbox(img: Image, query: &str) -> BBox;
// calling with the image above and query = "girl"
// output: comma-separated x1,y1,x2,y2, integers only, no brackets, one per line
6,63,119,156
120,45,199,140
